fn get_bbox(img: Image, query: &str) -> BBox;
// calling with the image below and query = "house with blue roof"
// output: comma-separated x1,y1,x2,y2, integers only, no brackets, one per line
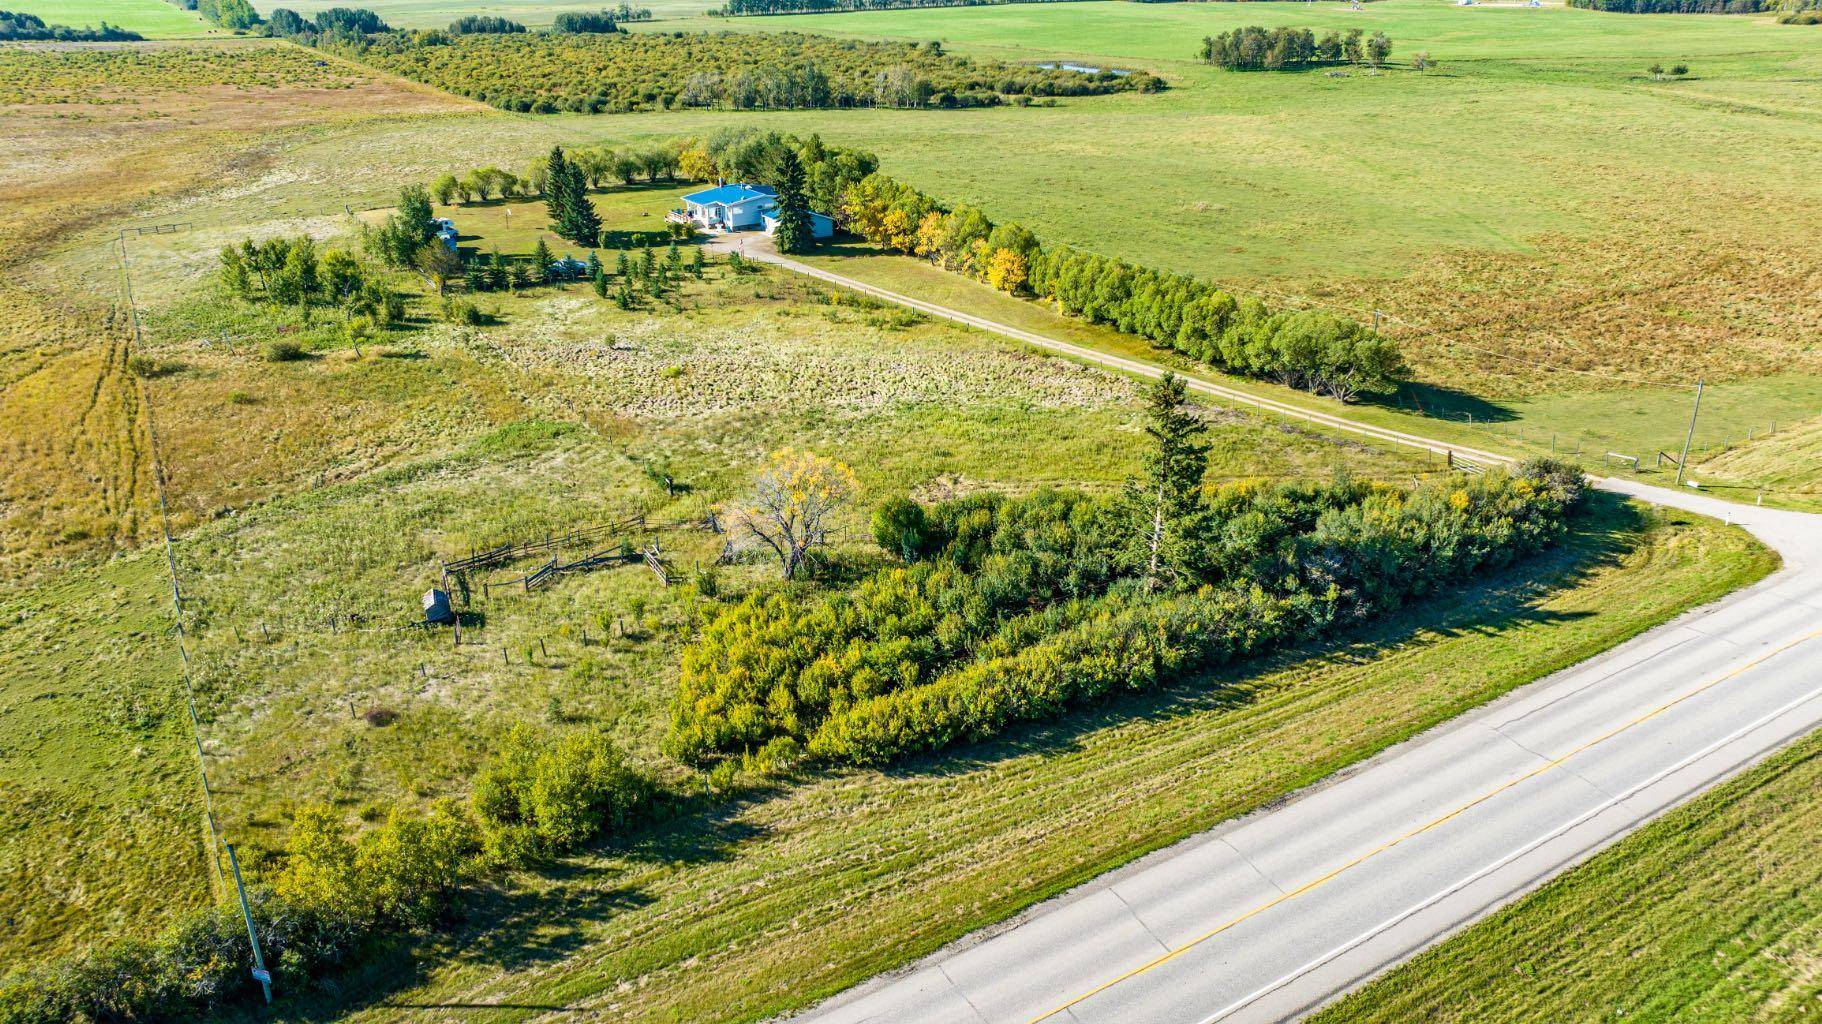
672,182,778,232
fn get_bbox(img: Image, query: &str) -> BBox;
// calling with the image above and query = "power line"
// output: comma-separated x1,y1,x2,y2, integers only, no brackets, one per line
116,227,270,1003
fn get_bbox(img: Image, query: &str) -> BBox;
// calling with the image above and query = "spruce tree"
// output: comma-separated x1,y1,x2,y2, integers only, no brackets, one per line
531,238,554,283
563,160,601,247
1124,373,1211,591
545,146,602,247
615,251,630,278
544,147,573,236
770,148,814,254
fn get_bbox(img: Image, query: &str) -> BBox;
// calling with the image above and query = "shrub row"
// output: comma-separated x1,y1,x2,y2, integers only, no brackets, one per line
320,30,1161,114
837,173,1406,399
671,464,1585,767
812,465,1584,765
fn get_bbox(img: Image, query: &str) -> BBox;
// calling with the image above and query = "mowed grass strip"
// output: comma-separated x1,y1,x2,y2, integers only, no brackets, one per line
1314,725,1822,1024
306,500,1775,1024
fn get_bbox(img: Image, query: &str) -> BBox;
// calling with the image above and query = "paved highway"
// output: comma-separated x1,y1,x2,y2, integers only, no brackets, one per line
741,244,1822,1024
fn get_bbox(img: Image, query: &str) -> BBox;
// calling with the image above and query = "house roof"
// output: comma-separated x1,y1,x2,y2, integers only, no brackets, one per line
682,183,776,207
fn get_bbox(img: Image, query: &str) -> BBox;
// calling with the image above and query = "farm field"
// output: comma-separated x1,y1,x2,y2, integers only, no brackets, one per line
1314,725,1822,1024
788,245,1822,505
3,2,1820,1020
4,0,218,36
0,37,1454,968
497,0,1822,498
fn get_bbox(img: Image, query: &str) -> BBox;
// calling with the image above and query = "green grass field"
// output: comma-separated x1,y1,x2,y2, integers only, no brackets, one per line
1314,726,1822,1024
5,0,218,36
3,8,1818,1018
783,246,1822,503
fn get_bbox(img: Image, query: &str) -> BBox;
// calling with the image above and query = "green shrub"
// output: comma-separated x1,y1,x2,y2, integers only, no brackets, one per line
870,497,929,560
263,338,306,362
472,727,655,862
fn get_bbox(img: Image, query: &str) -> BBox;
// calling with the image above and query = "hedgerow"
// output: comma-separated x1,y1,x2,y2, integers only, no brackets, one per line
323,31,1163,114
671,460,1586,768
838,173,1407,399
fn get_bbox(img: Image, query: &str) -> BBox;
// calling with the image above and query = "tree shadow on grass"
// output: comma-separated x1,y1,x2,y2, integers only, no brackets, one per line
1375,380,1518,424
883,491,1639,781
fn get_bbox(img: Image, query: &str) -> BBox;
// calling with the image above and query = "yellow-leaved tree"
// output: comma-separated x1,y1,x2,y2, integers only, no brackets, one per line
728,448,859,580
986,247,1028,294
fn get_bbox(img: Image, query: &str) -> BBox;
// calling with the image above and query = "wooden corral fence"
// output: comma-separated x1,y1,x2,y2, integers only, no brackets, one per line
442,513,647,577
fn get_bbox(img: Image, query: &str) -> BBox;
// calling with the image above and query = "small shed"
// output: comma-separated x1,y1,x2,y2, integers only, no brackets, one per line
422,588,455,624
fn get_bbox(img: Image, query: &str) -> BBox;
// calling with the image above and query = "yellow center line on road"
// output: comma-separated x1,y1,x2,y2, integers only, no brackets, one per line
1023,624,1822,1024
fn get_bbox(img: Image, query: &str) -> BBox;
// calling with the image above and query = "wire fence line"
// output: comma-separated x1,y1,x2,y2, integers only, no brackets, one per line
114,226,229,898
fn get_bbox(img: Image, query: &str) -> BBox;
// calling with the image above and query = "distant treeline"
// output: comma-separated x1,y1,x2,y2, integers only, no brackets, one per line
1567,0,1769,10
838,172,1406,399
326,30,1162,114
0,10,143,39
1201,26,1392,70
715,0,1076,16
166,0,263,30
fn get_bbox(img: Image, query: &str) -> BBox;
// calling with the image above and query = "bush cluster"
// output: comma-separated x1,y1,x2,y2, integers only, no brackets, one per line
449,14,526,33
266,6,391,39
220,235,406,326
0,729,650,1023
325,30,1162,114
1200,26,1392,71
472,727,656,862
838,174,1406,399
167,0,263,30
670,461,1586,767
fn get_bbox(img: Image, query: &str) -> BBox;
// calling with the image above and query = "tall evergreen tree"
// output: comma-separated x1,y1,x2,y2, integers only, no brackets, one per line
545,146,602,246
770,148,814,254
544,146,573,232
1125,373,1211,591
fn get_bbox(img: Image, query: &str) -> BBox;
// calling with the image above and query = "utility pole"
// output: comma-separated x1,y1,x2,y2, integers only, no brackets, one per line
1675,378,1704,487
226,843,273,1004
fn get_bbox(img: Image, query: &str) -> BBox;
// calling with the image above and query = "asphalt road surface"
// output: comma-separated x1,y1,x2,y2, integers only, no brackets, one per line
735,240,1822,1024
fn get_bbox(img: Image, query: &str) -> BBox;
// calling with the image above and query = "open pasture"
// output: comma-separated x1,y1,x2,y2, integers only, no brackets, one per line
3,0,218,36
527,0,1822,498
